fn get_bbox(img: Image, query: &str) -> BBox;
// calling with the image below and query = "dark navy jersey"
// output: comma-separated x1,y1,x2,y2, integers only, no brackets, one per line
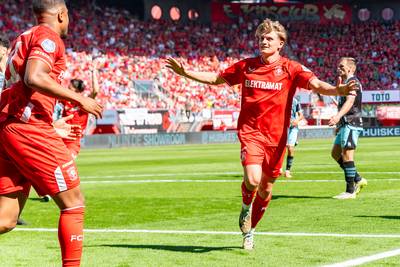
337,76,363,127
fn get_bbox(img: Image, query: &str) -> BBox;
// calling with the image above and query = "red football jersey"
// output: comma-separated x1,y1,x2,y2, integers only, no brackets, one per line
61,100,89,131
220,56,316,146
1,25,66,124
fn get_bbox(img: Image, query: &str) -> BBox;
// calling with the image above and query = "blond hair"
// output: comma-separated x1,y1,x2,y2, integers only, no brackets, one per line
255,19,287,43
340,57,357,72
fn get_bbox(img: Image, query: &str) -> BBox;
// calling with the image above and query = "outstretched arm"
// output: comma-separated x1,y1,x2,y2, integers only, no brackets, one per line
89,60,100,99
309,77,358,96
165,58,225,85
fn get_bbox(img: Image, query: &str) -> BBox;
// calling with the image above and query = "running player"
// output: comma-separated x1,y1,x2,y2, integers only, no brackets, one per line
284,96,304,178
0,1,102,266
166,19,358,250
329,57,367,199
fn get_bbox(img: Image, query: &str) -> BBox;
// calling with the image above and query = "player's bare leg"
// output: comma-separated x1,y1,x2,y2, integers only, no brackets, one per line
331,144,342,162
0,191,28,233
239,165,261,236
53,186,85,267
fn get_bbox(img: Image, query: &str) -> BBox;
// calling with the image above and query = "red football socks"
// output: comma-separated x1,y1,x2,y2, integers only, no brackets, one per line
251,193,272,228
58,206,85,267
241,181,256,206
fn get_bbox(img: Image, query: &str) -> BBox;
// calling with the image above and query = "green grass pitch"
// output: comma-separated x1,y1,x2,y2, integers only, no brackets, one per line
1,137,400,266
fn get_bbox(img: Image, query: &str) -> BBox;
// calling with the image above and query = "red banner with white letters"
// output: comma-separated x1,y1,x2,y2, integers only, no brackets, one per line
376,106,400,120
211,2,352,24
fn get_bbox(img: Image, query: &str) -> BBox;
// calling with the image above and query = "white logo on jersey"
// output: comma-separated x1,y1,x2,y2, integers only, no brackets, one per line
245,79,283,90
248,66,256,73
41,39,56,53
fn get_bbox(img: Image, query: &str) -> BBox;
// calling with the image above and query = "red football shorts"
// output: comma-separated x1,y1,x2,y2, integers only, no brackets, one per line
64,140,81,160
239,131,286,178
0,120,80,196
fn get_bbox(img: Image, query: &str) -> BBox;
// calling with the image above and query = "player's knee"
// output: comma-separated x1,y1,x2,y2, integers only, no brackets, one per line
257,188,272,200
0,218,17,234
246,176,260,188
72,192,85,208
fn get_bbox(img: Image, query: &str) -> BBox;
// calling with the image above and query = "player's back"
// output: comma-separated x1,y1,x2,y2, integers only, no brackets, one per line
2,25,66,125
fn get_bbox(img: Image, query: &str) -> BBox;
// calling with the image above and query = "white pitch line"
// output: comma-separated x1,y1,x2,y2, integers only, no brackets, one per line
81,171,400,179
322,248,400,267
79,178,400,184
13,228,400,238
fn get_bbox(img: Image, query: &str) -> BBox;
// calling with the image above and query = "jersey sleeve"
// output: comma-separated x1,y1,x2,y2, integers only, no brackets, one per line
219,60,245,86
28,32,59,71
292,62,316,90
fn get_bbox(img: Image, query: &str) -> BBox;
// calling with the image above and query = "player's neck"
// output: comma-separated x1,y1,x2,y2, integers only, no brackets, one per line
342,74,354,81
37,20,61,36
260,53,281,65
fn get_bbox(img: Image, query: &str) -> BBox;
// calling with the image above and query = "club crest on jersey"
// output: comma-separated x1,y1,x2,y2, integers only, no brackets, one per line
41,39,56,53
248,66,256,73
274,66,283,76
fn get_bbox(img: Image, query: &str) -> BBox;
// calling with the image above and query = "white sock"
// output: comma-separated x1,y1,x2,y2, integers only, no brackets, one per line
242,203,251,210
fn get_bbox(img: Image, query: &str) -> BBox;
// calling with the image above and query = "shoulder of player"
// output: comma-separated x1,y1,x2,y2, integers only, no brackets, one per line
238,56,258,65
33,26,65,49
348,76,363,91
285,58,305,70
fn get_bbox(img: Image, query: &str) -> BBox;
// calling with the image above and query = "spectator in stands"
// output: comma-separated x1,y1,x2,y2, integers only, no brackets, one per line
0,35,10,90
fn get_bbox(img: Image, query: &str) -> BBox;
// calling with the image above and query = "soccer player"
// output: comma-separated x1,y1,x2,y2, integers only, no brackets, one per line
284,96,304,178
0,35,29,224
61,63,99,159
166,19,358,250
329,57,367,199
0,1,103,266
39,65,99,203
0,35,10,90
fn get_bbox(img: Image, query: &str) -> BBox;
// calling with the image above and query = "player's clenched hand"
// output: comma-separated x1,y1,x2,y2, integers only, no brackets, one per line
79,97,103,119
165,58,186,76
328,115,340,127
336,77,359,96
53,114,82,140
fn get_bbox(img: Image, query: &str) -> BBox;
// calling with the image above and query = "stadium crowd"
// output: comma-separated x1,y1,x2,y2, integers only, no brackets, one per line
1,0,399,113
